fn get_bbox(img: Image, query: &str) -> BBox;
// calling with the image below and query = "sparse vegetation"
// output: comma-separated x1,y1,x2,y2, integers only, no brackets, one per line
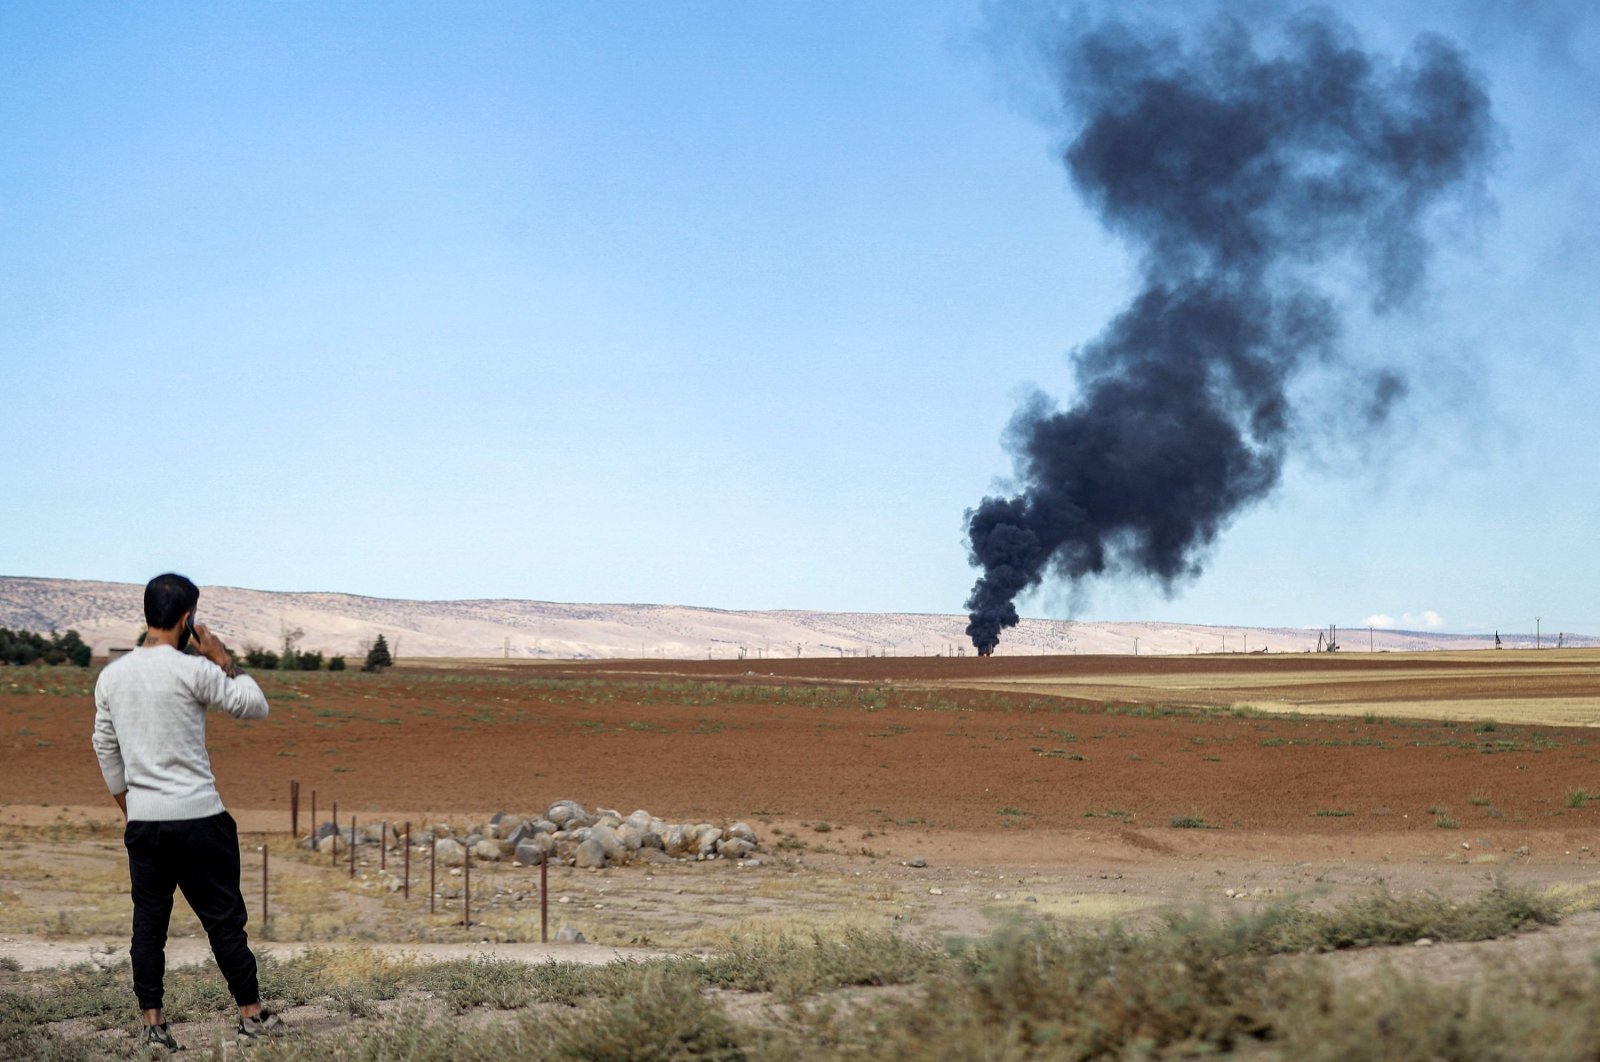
0,885,1579,1060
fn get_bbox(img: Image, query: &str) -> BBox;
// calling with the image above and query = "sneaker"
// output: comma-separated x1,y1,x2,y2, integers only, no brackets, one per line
236,1008,289,1043
139,1021,184,1052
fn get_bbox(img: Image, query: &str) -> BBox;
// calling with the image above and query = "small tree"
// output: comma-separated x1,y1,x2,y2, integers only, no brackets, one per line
298,651,324,671
363,634,392,672
328,655,346,672
278,625,305,670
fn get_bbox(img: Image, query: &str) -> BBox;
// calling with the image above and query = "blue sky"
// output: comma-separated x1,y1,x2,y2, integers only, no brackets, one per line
3,2,1596,637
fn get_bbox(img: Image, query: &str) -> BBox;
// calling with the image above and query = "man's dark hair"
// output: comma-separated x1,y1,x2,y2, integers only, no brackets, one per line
144,573,199,630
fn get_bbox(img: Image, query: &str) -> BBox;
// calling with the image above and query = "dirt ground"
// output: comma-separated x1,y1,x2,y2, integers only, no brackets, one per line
4,650,1600,968
8,650,1600,831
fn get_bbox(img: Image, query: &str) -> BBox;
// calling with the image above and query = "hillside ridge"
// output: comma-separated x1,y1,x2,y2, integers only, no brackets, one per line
0,576,1584,660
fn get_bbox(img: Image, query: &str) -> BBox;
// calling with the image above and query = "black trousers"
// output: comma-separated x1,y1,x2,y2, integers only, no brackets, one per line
124,811,259,1011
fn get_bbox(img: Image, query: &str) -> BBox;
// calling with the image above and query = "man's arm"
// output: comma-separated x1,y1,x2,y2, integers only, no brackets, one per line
192,624,269,720
91,679,128,809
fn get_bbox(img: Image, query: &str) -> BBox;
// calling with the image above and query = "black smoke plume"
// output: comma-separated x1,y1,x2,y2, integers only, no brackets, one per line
964,10,1495,654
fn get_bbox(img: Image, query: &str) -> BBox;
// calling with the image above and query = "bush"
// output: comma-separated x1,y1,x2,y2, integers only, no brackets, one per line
243,646,279,670
1250,881,1561,953
698,928,941,999
328,656,346,671
298,651,324,671
542,965,742,1060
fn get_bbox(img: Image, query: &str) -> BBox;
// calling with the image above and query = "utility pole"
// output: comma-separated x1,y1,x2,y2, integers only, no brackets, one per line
1133,636,1139,656
1369,626,1374,653
1536,616,1542,650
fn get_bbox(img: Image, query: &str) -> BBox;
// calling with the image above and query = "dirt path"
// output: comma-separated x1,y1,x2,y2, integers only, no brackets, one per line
0,934,667,972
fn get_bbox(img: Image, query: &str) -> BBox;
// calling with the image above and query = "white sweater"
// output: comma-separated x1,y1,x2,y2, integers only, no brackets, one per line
92,645,269,821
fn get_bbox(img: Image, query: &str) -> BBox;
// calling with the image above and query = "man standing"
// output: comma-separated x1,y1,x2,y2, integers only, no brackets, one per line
92,573,287,1050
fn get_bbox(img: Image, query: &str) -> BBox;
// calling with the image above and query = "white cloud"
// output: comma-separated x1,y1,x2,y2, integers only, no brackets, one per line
1363,611,1447,630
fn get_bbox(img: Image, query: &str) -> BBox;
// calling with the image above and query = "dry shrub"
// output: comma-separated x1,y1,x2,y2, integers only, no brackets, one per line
1252,880,1561,953
1275,962,1600,1061
695,927,941,1000
540,965,743,1060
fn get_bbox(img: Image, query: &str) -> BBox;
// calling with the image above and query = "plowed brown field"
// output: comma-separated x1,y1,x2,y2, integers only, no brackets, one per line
9,651,1600,836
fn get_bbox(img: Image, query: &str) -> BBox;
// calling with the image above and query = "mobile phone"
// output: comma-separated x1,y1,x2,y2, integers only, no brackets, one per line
180,613,197,652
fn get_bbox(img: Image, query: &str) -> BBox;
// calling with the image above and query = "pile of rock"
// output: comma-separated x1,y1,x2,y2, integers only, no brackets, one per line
303,799,761,870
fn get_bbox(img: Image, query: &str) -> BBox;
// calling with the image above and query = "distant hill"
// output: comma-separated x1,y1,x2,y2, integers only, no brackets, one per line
0,576,1586,661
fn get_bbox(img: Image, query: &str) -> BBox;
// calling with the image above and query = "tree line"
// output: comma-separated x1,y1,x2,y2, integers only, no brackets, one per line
2,625,395,672
240,632,392,673
0,627,92,667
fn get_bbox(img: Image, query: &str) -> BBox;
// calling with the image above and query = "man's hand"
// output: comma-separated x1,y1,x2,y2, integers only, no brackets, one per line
114,791,127,819
193,624,239,679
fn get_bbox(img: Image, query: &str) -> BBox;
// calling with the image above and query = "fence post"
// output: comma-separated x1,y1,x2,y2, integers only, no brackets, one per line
379,821,386,872
289,780,299,838
464,845,471,927
403,822,410,900
331,801,338,866
540,851,548,944
429,833,436,915
261,841,269,938
349,815,356,878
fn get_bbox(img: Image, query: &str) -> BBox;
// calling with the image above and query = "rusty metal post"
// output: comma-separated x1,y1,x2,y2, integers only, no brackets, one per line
463,845,471,927
331,801,338,866
349,815,356,878
290,780,299,837
310,790,316,839
429,832,436,915
261,841,269,937
379,821,386,871
403,822,411,900
540,851,548,944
